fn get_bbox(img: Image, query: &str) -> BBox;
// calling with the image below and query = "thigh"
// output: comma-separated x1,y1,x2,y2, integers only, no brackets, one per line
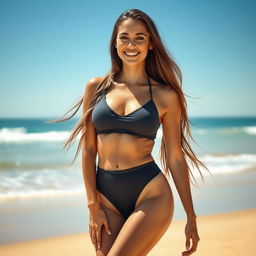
107,193,174,256
96,204,126,256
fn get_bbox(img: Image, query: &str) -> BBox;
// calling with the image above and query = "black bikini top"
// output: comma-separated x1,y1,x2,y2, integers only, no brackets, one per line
91,73,160,140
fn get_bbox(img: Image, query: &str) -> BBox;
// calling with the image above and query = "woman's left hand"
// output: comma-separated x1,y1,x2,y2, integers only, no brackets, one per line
182,218,200,256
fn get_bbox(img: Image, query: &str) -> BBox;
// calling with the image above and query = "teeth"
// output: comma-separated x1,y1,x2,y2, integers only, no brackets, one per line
125,52,139,56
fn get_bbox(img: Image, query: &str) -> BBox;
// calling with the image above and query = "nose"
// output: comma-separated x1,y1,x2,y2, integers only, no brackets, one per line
127,38,136,46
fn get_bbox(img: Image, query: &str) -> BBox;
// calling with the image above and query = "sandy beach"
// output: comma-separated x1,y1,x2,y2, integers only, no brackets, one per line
0,208,255,256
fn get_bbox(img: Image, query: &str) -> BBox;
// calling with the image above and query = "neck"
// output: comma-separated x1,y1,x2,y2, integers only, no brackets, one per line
116,62,148,86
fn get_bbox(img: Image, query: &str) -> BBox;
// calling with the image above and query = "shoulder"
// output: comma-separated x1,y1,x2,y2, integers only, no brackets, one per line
84,76,106,94
151,80,180,118
82,76,106,107
83,76,107,102
162,87,180,111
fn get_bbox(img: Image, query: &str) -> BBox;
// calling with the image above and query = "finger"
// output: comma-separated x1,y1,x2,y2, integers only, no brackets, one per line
96,226,102,250
103,219,112,235
185,236,191,250
89,226,92,239
191,235,199,252
89,226,94,242
182,237,191,256
91,229,97,247
183,236,199,255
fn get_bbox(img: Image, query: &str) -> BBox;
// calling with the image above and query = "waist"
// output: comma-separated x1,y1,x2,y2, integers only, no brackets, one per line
96,128,156,140
97,134,154,159
97,159,160,174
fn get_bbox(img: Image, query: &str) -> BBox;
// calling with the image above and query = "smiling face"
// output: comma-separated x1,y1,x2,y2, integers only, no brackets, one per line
114,18,153,65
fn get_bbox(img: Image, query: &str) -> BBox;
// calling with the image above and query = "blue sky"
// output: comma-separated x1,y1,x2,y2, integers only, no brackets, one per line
0,0,255,118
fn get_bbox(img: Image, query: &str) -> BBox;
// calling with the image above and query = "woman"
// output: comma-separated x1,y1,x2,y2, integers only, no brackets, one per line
50,8,209,256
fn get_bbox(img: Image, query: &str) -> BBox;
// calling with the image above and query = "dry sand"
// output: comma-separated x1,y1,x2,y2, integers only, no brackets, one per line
0,208,255,256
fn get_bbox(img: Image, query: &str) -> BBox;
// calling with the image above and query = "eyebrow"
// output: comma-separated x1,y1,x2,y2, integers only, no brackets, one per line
118,32,147,36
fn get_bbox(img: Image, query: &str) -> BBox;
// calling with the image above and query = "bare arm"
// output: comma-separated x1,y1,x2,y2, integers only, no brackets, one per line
81,77,102,211
81,77,112,251
161,89,196,219
161,89,199,255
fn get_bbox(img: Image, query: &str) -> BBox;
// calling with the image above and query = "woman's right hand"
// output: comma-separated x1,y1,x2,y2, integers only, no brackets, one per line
88,202,112,251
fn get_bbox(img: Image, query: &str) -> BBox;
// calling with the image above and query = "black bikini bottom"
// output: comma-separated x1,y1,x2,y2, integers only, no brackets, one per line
96,160,161,219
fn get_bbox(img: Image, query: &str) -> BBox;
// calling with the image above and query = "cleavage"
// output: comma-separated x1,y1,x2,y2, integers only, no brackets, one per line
105,92,151,117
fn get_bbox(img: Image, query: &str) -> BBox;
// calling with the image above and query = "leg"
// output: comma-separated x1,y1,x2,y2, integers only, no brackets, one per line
107,174,174,256
95,194,126,256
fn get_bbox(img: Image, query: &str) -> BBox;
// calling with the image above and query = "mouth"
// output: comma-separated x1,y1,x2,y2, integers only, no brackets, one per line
124,51,140,57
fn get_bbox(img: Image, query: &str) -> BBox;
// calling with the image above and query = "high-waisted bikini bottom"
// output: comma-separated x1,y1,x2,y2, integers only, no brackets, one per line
96,160,162,219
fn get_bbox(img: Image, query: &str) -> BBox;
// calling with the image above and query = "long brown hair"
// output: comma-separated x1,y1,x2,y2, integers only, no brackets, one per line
48,9,211,186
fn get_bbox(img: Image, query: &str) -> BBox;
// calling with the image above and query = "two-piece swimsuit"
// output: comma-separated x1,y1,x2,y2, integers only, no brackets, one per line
91,72,162,219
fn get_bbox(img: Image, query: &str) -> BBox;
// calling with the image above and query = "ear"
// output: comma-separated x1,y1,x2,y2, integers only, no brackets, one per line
149,43,154,50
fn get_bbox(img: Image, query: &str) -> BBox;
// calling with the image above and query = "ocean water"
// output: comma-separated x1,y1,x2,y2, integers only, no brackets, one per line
0,117,256,244
0,117,256,201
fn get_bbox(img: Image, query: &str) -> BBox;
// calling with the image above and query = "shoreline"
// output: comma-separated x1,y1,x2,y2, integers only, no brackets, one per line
0,208,255,256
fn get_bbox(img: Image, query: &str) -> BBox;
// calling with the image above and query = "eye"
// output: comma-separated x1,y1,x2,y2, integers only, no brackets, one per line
119,36,129,40
136,37,145,40
118,36,145,41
